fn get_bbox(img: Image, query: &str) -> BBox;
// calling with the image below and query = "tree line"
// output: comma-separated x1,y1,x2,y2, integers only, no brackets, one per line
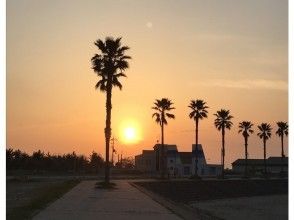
6,148,135,173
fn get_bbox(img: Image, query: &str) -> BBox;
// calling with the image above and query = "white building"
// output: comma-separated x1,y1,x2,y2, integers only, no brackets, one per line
135,144,221,177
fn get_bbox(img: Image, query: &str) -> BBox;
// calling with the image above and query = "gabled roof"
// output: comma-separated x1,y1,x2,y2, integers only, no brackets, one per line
192,144,205,159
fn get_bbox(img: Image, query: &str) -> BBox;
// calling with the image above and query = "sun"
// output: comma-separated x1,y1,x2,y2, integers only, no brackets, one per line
124,127,136,141
119,119,141,144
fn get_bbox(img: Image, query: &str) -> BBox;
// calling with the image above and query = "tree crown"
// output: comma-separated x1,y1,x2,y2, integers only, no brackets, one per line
91,37,131,92
188,99,209,121
214,109,233,131
257,123,272,140
152,98,175,126
276,121,288,137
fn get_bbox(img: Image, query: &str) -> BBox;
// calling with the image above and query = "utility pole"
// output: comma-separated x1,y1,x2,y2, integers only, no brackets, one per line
121,151,123,167
111,137,118,166
117,154,120,166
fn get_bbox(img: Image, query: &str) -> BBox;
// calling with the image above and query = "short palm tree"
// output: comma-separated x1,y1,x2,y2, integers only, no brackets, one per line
276,121,288,172
91,37,131,183
152,98,175,178
214,109,233,178
257,123,272,176
238,121,254,177
188,100,209,177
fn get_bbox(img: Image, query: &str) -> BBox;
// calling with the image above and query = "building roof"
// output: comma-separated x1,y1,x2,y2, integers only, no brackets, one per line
192,144,205,159
142,150,154,155
232,159,263,166
232,157,288,166
267,157,288,165
153,144,178,151
179,152,192,164
206,164,222,167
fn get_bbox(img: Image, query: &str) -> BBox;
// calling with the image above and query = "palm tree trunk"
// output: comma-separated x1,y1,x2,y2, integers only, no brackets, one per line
161,122,164,178
281,134,284,157
281,134,284,172
195,118,199,176
263,138,267,176
160,111,165,178
104,83,112,184
245,136,248,177
221,126,225,179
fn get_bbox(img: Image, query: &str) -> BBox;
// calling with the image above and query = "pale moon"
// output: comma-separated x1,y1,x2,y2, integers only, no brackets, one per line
146,22,153,28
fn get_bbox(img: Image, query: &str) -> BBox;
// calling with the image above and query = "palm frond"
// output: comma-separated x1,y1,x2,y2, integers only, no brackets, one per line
112,76,123,90
115,73,127,78
166,113,175,119
95,79,107,92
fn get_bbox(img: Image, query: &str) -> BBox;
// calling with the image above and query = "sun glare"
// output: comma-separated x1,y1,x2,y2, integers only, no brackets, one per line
119,119,141,144
124,127,136,140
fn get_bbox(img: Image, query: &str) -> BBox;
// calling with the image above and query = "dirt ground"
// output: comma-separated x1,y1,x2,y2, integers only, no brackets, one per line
135,179,288,219
135,179,288,203
6,179,64,215
190,194,288,220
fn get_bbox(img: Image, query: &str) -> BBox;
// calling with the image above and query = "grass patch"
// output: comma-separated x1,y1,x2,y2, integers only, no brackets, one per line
7,179,80,220
95,181,117,189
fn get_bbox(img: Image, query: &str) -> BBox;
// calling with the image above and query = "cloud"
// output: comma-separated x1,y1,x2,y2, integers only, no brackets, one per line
193,79,287,91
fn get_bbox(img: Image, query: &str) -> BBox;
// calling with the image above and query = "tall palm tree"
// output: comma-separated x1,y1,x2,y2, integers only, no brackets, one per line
91,37,131,183
276,121,288,172
188,100,209,177
257,123,272,176
238,121,254,177
214,109,233,178
152,98,175,178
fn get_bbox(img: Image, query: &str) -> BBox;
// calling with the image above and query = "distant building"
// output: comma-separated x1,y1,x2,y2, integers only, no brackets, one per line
134,150,156,173
232,157,288,174
135,144,221,177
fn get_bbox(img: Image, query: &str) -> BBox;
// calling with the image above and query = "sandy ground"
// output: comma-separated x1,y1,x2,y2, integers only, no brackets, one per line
190,194,288,220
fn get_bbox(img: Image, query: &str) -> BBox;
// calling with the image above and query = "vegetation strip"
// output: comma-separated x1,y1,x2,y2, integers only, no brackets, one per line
7,179,80,220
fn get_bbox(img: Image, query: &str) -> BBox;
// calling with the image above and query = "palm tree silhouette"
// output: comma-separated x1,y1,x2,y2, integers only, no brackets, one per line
91,37,131,183
152,98,175,178
238,121,254,177
188,100,209,178
257,123,272,176
214,109,233,178
276,121,288,173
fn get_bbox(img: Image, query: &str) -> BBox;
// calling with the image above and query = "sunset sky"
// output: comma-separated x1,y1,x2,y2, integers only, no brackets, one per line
7,0,288,167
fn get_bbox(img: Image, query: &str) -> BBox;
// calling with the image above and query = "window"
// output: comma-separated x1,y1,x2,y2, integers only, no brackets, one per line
170,167,173,170
170,159,173,163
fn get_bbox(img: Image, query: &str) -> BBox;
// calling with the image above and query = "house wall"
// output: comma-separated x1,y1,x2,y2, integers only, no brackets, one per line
135,153,156,173
166,154,181,177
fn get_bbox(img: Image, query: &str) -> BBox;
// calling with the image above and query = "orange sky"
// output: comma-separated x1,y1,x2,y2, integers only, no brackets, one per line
7,0,288,167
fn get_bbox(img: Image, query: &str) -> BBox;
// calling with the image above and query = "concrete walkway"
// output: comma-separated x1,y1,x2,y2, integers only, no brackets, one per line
33,180,182,220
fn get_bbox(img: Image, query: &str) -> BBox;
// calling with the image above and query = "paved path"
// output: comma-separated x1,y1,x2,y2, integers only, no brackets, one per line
34,180,181,220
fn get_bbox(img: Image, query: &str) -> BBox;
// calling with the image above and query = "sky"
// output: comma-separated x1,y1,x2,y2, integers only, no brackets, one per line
6,0,288,167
